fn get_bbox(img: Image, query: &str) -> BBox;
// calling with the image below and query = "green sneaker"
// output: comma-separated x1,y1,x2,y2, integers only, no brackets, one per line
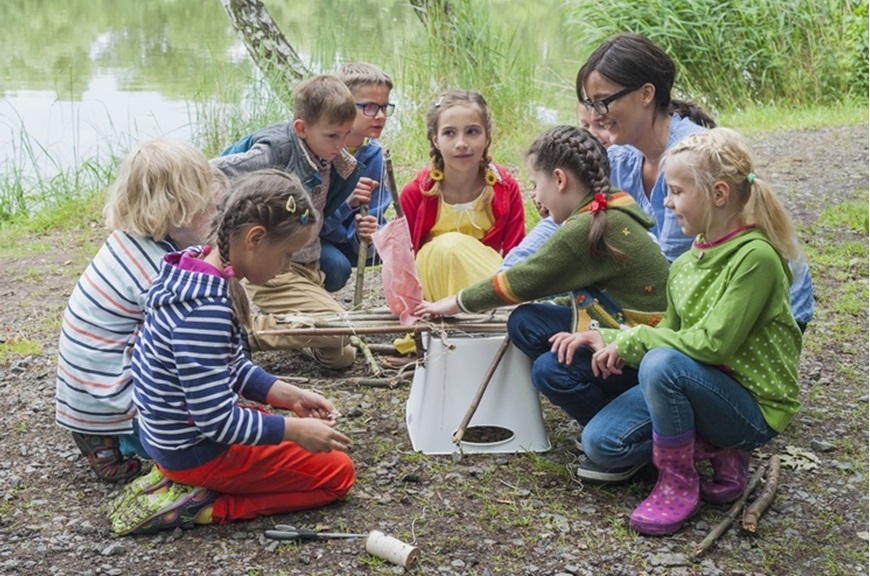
111,482,218,536
105,465,171,521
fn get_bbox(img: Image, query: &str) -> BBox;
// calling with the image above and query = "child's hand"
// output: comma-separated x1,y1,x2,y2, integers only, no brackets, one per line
591,343,624,379
355,214,378,241
286,418,351,453
548,330,605,364
415,296,460,319
348,177,378,208
288,389,338,420
533,198,550,219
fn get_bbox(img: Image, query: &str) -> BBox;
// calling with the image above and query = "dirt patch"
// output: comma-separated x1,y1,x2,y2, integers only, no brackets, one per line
0,124,867,576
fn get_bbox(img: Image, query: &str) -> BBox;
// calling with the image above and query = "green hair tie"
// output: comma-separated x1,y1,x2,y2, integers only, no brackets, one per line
747,172,756,185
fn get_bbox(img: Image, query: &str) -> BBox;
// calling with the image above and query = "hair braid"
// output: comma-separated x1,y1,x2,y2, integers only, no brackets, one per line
527,125,622,261
206,169,317,328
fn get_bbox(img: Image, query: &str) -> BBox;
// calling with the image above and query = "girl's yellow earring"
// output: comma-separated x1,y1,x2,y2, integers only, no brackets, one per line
484,169,498,186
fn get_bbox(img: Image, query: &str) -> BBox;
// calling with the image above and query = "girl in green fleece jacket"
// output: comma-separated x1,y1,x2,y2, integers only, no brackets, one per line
586,127,802,536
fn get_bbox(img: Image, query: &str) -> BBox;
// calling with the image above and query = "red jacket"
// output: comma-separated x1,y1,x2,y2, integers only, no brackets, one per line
399,164,526,255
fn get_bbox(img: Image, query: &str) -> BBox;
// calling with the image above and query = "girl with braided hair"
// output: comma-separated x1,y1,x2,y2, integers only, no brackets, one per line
400,88,526,300
417,125,669,447
112,169,354,536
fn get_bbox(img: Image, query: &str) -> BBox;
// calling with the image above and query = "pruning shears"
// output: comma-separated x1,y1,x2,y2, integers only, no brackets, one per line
264,525,368,542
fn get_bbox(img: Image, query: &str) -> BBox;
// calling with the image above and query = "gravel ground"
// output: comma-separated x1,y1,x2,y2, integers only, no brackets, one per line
0,123,867,576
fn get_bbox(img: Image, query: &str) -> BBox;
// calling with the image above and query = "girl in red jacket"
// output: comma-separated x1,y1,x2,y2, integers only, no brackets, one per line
400,89,525,300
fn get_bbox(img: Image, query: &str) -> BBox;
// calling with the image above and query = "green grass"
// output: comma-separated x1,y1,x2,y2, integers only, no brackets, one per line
0,337,43,364
565,0,867,109
721,100,868,133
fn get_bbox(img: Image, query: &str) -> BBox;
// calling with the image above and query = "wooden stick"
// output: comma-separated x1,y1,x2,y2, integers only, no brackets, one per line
271,375,311,383
350,335,382,377
742,454,781,533
384,149,403,218
694,461,768,559
256,323,507,337
452,335,511,444
353,203,370,308
343,377,409,388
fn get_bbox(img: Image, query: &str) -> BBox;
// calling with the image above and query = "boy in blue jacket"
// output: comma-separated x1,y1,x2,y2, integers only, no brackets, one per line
318,63,394,292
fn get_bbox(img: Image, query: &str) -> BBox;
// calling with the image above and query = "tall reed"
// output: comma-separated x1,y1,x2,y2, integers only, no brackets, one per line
565,0,868,108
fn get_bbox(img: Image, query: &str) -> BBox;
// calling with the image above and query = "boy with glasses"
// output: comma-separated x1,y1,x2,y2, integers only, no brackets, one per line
318,63,396,292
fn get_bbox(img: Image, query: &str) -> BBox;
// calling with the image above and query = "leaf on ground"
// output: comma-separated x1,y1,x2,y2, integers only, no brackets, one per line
780,445,821,471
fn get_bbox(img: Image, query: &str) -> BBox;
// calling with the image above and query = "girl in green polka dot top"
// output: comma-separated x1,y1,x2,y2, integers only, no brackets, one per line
587,127,803,536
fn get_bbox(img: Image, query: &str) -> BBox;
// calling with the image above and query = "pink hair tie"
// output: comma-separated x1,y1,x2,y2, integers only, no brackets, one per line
201,245,211,256
222,265,236,279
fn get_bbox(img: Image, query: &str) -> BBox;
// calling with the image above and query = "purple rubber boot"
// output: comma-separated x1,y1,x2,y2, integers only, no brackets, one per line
694,434,751,504
630,430,699,536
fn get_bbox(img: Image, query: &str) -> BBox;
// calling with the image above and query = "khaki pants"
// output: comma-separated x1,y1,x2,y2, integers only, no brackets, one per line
245,262,355,369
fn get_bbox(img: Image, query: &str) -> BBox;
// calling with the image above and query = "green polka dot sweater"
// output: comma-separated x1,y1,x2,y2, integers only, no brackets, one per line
600,228,801,433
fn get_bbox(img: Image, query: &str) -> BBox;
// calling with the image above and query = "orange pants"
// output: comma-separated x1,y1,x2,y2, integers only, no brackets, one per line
158,442,355,524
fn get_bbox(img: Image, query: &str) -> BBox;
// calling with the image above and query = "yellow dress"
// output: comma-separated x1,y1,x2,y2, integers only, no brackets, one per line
415,189,503,300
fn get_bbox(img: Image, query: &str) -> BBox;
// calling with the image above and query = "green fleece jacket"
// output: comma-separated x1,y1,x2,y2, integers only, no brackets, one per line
601,228,802,432
457,192,670,331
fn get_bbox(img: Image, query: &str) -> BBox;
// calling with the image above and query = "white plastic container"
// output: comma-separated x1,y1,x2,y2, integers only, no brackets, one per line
405,334,551,455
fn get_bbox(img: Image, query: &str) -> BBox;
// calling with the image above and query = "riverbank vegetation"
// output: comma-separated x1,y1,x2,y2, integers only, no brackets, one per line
0,0,866,233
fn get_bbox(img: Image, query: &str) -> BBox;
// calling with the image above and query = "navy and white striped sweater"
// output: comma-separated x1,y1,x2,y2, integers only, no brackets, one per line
132,249,285,471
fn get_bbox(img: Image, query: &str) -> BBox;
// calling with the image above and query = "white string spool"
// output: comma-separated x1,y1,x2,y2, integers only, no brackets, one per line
365,530,420,568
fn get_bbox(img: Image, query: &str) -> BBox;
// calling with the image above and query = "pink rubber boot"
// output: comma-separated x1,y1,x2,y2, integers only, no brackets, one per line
694,434,751,505
630,430,699,536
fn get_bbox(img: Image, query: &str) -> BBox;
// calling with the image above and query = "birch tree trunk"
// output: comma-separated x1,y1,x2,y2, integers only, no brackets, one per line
221,0,309,99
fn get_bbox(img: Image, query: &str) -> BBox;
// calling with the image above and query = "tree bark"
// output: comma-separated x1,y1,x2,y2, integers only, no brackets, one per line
221,0,309,99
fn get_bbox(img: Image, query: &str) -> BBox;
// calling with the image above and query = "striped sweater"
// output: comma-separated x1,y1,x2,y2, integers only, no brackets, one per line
55,231,177,435
131,249,285,471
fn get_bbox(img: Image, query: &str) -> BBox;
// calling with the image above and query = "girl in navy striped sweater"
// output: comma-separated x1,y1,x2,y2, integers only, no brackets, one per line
112,169,354,535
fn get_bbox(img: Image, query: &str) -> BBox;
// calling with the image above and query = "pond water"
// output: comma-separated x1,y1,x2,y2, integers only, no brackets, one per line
0,0,580,180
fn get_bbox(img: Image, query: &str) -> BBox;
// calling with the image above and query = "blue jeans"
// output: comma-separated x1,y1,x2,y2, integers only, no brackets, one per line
319,240,356,293
507,303,639,427
582,348,776,469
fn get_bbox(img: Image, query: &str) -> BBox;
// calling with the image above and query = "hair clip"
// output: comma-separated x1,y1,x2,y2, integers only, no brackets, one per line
286,196,297,213
299,208,310,224
434,96,443,107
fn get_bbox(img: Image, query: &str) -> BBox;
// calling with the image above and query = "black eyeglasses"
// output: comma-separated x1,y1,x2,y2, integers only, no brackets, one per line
355,102,396,117
583,86,641,115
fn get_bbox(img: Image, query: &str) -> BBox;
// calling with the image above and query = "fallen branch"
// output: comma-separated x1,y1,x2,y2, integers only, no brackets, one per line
350,335,383,377
694,461,768,559
342,377,410,388
742,454,781,533
272,375,311,383
452,335,511,444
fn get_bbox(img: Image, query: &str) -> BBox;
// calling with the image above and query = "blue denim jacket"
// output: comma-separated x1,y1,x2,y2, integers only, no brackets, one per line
608,114,814,326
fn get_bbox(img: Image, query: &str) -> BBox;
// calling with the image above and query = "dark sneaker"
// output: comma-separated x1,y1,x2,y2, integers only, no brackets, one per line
575,454,645,483
71,432,142,483
111,483,218,536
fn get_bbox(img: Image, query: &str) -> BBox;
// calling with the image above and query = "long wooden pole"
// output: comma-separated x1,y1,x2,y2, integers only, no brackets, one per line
452,335,511,444
255,323,507,337
353,202,370,308
384,149,403,218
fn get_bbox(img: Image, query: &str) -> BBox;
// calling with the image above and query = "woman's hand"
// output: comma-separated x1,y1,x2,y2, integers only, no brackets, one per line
548,330,605,364
591,343,625,379
415,296,460,319
284,418,351,453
